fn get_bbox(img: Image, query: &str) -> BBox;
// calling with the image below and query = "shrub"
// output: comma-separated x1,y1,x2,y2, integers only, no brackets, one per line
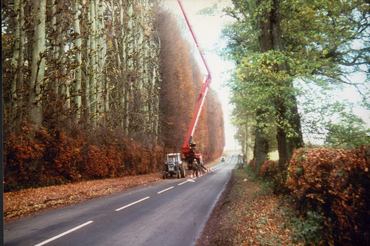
290,211,324,245
259,160,279,180
287,146,370,245
83,145,110,179
3,122,165,191
3,122,46,191
259,160,289,194
44,131,85,182
248,158,256,172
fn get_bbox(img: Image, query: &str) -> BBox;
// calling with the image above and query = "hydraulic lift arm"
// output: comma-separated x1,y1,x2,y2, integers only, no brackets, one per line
177,0,212,160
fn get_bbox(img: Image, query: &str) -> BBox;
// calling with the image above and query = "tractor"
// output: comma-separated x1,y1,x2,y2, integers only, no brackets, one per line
163,153,186,179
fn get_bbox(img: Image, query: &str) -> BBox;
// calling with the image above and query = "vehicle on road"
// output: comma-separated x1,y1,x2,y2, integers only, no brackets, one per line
163,153,184,179
221,157,225,162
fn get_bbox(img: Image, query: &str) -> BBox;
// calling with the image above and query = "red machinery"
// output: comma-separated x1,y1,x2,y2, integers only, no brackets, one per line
178,0,212,175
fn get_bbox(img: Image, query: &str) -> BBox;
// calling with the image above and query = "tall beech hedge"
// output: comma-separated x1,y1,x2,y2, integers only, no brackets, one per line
287,146,370,245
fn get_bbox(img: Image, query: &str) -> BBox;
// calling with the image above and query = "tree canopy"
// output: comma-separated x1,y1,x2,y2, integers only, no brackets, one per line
220,0,369,170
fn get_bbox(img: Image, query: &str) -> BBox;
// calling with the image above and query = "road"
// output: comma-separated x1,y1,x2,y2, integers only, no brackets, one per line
5,153,239,246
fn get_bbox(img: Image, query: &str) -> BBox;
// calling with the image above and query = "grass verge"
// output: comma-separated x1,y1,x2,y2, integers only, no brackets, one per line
197,167,302,246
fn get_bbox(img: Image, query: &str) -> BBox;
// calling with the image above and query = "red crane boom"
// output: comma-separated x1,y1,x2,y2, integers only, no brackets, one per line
177,0,212,163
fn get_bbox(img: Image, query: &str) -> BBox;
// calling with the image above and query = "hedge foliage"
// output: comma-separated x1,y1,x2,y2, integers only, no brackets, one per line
3,121,165,192
257,146,370,245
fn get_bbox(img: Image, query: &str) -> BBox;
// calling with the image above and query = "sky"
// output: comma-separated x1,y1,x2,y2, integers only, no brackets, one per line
162,0,240,151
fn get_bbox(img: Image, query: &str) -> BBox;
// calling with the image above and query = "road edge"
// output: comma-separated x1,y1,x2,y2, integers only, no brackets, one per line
193,167,236,246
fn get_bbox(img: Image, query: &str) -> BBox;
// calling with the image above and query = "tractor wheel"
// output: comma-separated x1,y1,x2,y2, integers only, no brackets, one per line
181,165,186,178
177,170,181,179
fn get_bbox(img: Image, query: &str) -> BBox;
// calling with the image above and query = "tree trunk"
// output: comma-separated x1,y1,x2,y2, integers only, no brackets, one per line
11,0,21,128
29,0,47,129
275,102,289,167
254,110,269,174
120,0,126,128
96,0,105,126
50,0,58,93
73,0,82,124
258,0,303,167
57,1,68,114
83,0,91,125
90,0,97,126
153,36,161,138
287,94,304,159
109,0,120,127
17,0,25,126
243,116,252,164
125,1,134,132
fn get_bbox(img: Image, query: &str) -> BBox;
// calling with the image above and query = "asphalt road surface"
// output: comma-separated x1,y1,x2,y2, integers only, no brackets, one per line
5,153,239,246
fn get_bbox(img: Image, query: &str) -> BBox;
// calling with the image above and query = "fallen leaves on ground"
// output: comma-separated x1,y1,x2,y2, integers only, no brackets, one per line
197,169,302,246
4,173,163,222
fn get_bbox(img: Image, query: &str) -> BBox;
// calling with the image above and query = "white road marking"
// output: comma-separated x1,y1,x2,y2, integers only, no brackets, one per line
157,186,174,194
115,196,150,211
34,221,93,246
178,179,196,186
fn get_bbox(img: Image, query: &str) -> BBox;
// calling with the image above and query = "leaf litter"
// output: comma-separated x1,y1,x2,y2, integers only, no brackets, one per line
197,169,301,246
4,173,162,222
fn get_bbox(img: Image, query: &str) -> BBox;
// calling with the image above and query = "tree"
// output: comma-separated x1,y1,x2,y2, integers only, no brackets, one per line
155,7,225,159
72,0,82,124
2,0,225,189
222,0,303,173
2,0,163,140
221,0,369,173
155,8,196,151
324,110,370,149
29,0,47,129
